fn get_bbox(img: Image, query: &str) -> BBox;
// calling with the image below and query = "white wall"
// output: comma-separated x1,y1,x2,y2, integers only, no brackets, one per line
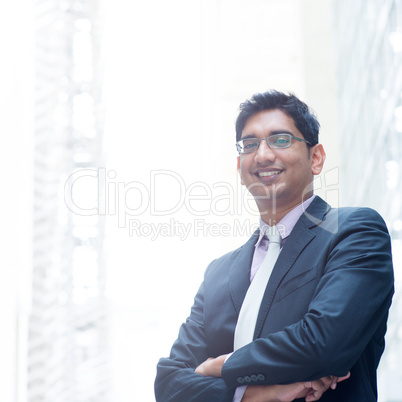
102,1,338,400
0,1,34,401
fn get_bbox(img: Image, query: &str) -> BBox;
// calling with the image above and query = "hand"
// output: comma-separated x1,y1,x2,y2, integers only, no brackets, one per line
242,372,351,402
302,372,350,401
195,354,228,377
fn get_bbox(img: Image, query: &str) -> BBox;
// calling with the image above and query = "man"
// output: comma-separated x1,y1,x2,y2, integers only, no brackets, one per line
155,90,394,401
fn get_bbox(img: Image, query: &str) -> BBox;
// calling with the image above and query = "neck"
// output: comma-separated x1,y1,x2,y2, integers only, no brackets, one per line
259,208,293,226
258,193,314,225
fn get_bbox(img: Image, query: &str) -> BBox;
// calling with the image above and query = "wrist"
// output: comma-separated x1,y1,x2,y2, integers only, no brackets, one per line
242,385,279,402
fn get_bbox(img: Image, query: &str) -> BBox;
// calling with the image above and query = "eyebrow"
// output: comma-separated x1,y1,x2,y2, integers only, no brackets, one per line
241,130,295,140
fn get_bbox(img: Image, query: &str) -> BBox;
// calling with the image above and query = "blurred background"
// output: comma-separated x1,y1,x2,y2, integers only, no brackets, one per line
1,0,402,401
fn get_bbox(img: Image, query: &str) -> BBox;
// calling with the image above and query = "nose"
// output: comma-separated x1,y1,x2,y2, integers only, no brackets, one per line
254,138,276,164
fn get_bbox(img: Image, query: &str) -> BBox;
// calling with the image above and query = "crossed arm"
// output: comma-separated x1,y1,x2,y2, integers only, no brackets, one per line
155,272,353,402
195,355,350,402
155,209,393,401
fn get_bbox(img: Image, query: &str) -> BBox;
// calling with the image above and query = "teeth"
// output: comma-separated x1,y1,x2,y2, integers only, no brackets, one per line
258,171,281,177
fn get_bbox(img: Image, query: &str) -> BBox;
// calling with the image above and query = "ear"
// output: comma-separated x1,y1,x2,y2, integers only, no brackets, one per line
310,144,326,175
237,156,244,185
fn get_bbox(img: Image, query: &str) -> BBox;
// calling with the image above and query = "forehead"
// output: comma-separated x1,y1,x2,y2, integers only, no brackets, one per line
242,109,300,137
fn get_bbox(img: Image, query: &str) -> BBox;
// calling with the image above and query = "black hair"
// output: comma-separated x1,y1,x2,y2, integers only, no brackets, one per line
235,90,320,146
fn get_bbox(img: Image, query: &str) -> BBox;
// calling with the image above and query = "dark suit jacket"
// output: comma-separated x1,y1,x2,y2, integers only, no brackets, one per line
155,197,394,401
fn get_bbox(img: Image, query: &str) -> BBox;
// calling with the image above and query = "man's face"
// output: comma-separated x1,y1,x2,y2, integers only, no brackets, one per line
237,109,325,217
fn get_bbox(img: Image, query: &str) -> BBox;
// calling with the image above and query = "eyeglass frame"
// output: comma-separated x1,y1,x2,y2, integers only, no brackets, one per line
236,132,312,154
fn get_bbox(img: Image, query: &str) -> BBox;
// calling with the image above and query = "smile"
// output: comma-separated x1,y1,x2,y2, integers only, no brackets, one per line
258,170,282,177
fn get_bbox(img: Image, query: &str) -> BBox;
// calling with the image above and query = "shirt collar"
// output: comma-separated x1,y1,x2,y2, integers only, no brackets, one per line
255,194,316,248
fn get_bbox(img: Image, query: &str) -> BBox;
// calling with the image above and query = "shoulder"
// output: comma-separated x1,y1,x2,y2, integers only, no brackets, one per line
337,206,385,219
330,206,388,230
308,196,387,228
304,201,390,249
320,206,392,256
204,230,259,279
204,247,243,279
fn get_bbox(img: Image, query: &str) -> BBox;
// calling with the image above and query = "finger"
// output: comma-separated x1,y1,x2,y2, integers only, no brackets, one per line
314,375,337,391
305,391,321,402
303,381,319,401
312,387,324,398
338,372,351,382
328,376,338,390
304,376,334,401
319,376,334,387
331,371,350,389
330,371,351,390
304,388,322,401
310,378,327,391
308,378,331,400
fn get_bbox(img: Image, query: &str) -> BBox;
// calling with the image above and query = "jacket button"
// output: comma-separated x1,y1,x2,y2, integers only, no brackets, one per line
237,377,245,384
250,375,258,382
257,374,265,381
244,376,251,383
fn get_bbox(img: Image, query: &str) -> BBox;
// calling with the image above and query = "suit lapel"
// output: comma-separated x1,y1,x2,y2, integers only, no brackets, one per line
229,229,259,314
253,197,331,339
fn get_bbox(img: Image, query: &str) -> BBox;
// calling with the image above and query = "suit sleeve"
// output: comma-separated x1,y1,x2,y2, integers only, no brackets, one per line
222,208,394,387
155,264,235,402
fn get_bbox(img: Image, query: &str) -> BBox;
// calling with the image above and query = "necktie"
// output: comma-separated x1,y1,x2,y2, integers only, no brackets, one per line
234,226,282,350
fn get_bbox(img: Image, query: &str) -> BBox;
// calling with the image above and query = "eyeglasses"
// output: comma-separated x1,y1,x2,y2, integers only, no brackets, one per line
236,133,312,154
